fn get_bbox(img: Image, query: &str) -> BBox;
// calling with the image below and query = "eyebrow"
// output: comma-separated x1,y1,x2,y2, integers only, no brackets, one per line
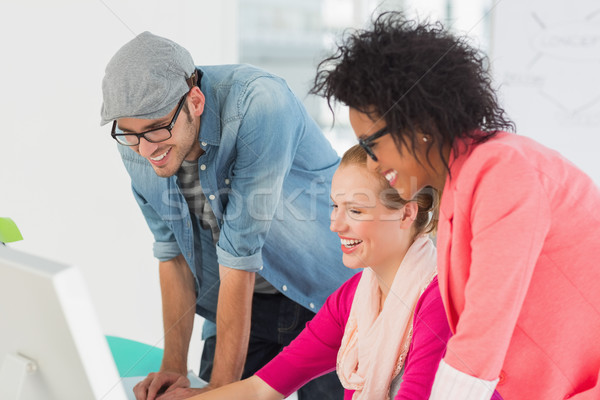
330,195,373,208
359,132,382,142
118,118,169,133
361,125,389,141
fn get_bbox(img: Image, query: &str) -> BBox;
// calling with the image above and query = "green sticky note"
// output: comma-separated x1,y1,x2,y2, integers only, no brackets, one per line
0,217,23,243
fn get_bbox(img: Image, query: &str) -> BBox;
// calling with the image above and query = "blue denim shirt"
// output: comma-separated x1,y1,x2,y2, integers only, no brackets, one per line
118,64,357,320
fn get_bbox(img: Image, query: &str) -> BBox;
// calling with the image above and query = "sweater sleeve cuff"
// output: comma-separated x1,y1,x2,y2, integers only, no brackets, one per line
255,361,297,398
429,360,498,400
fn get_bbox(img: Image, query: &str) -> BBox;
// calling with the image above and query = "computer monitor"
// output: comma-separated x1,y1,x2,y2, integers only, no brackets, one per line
0,245,128,400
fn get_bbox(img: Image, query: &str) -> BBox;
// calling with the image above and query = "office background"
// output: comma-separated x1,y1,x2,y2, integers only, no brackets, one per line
1,0,598,375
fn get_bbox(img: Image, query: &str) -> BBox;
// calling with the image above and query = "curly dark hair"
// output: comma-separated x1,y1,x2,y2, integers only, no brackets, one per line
311,12,515,168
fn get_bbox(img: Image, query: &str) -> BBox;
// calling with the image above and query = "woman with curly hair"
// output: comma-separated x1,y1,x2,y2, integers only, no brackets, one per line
311,12,600,400
177,145,465,400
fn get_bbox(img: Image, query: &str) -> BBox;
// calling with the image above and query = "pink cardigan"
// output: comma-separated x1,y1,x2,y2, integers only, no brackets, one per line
256,274,452,399
437,132,600,399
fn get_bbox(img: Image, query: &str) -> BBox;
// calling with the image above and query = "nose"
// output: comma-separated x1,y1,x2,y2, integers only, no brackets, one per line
330,207,347,233
366,156,378,172
137,137,159,159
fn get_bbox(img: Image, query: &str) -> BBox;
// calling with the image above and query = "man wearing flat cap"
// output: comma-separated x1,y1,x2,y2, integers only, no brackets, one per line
101,32,353,399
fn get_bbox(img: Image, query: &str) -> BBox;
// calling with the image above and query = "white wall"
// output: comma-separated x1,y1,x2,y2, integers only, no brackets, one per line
0,0,237,373
491,0,600,184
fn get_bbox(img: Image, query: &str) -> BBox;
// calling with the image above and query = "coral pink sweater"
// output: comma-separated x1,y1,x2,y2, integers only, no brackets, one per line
437,132,600,399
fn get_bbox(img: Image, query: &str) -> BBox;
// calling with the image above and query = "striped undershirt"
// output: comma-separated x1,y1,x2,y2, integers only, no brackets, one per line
177,160,277,294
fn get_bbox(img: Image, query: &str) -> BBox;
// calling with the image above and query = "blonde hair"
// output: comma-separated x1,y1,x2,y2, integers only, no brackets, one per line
339,144,439,238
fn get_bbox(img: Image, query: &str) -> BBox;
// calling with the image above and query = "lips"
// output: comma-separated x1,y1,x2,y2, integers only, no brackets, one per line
383,169,398,186
340,237,363,254
149,148,171,166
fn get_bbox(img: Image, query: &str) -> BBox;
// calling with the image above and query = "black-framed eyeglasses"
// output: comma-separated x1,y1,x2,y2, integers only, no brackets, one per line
111,93,188,146
358,126,389,162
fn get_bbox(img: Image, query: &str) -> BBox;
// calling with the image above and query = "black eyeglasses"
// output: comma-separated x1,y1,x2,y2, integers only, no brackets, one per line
111,93,188,146
358,126,389,161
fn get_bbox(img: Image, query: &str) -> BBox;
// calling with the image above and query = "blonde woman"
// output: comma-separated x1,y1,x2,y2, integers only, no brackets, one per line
166,145,460,400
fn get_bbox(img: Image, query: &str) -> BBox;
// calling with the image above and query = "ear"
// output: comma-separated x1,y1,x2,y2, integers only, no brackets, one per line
399,201,418,229
187,86,205,117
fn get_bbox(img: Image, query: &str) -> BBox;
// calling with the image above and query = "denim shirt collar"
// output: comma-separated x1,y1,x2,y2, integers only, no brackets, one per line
196,68,221,147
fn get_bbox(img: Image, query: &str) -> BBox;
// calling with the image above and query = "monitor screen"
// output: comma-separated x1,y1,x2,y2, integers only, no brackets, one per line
0,245,127,400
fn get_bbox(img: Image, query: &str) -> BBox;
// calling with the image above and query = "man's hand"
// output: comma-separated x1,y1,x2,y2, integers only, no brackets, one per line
156,386,213,400
133,371,190,400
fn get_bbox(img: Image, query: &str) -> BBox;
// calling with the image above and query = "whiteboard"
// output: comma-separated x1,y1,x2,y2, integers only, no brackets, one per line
490,0,600,183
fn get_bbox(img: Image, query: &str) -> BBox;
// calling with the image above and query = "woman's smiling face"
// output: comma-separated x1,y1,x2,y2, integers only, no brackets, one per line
349,107,448,200
329,164,411,271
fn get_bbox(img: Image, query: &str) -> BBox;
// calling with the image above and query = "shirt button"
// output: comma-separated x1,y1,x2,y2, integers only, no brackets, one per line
201,141,207,146
225,179,230,185
282,285,288,291
309,303,315,309
259,266,263,271
200,164,207,171
209,194,216,200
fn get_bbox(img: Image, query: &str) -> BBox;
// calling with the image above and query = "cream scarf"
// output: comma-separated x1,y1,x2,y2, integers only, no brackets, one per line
337,235,437,400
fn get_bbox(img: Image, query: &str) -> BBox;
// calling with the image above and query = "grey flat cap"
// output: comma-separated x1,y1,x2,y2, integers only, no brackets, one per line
100,31,196,126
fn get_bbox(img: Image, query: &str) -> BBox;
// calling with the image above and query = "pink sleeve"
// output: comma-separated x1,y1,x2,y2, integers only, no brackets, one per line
255,273,361,397
394,277,451,400
444,148,551,380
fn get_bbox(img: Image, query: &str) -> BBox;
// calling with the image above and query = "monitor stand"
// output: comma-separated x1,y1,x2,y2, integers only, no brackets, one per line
0,353,38,400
